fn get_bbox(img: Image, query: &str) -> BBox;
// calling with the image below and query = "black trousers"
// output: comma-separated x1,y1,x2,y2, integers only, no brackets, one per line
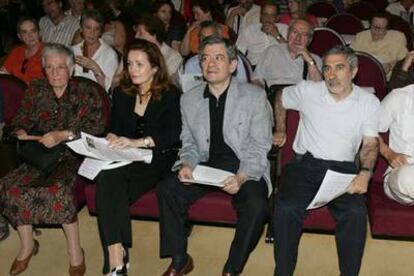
96,161,166,274
273,153,367,276
157,158,269,273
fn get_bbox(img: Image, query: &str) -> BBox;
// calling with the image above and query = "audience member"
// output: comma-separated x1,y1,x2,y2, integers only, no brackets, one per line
279,0,319,27
0,43,105,276
379,84,414,205
157,36,272,276
72,9,118,91
389,51,414,90
386,0,414,23
180,0,230,56
0,17,44,84
184,20,249,83
226,0,261,35
253,18,321,86
134,15,183,76
153,0,187,51
236,2,288,66
273,45,380,276
95,38,181,275
39,0,80,46
351,13,408,77
65,0,85,21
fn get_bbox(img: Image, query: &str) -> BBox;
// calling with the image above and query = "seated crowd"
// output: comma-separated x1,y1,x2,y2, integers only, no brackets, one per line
0,1,414,276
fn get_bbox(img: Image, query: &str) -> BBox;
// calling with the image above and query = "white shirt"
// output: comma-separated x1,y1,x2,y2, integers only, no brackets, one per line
253,43,322,86
380,85,414,157
236,22,288,66
386,2,414,22
227,4,261,35
160,43,183,76
283,81,380,161
39,15,80,47
72,39,119,92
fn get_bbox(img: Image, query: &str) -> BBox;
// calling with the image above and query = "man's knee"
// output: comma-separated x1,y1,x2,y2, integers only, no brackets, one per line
156,172,180,198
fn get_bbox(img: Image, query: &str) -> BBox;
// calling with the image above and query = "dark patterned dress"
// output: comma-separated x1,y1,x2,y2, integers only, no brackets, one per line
0,78,105,227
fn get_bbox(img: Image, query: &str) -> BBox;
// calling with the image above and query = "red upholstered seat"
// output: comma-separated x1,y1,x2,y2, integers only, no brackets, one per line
346,1,377,21
308,27,346,58
326,13,365,35
307,1,338,19
280,110,336,231
367,133,414,238
0,74,27,126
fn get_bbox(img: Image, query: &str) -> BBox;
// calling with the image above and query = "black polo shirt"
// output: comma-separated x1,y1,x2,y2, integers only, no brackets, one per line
203,84,239,170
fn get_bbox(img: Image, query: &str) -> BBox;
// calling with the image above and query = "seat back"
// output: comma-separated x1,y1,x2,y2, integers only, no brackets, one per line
308,27,346,57
373,132,389,184
237,51,254,83
346,1,377,21
0,74,27,126
363,0,388,12
354,51,387,100
389,15,413,50
307,1,338,19
326,13,365,35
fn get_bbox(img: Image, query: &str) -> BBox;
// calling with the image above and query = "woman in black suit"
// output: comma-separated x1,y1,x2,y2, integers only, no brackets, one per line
95,38,181,275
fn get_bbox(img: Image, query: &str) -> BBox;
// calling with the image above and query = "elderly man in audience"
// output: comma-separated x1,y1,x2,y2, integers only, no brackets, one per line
65,0,85,21
39,0,80,46
386,0,414,23
226,0,261,36
72,9,118,92
236,1,288,67
135,14,183,76
379,83,414,205
0,17,44,84
253,18,322,87
389,50,414,90
184,20,249,83
351,13,408,77
157,36,272,276
0,43,104,276
273,46,380,276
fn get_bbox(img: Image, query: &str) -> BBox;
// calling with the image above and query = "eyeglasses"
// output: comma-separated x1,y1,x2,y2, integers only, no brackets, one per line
21,59,29,74
371,25,387,33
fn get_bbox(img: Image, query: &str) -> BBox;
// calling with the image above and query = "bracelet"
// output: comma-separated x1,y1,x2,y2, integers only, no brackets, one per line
275,34,282,40
308,60,315,66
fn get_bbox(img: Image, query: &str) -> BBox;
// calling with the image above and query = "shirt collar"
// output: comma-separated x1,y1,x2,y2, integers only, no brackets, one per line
323,83,359,103
203,79,232,98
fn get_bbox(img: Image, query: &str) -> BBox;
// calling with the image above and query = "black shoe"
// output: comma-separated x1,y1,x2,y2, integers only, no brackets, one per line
0,215,9,242
111,265,128,276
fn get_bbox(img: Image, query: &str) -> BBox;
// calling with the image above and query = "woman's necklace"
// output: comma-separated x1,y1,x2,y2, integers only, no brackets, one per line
139,90,152,104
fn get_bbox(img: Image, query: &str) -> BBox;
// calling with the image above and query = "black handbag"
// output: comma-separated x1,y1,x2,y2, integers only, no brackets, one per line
18,140,66,176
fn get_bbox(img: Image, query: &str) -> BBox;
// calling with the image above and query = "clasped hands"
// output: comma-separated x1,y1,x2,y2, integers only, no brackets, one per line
16,129,69,148
178,165,247,195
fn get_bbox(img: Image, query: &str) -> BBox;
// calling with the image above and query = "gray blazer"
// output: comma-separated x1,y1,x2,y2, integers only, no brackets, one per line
173,79,273,195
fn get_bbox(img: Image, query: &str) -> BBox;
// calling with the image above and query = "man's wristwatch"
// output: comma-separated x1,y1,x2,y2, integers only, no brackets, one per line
67,131,75,141
308,60,316,66
275,34,282,41
143,137,151,148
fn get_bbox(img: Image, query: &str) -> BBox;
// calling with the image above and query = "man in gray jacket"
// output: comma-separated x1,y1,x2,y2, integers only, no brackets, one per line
157,36,273,276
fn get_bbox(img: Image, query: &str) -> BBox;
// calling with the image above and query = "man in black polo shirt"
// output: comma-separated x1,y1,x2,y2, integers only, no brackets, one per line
157,36,273,276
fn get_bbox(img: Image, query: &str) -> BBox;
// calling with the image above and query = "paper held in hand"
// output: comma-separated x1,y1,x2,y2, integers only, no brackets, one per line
181,165,235,187
306,170,356,210
66,132,153,180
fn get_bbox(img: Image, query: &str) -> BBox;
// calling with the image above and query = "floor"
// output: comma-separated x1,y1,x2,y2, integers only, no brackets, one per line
0,207,413,276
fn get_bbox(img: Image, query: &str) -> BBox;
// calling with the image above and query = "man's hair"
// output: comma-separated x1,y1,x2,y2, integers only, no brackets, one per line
80,9,105,33
16,16,39,33
288,18,314,42
323,45,358,70
199,20,223,38
135,14,166,44
370,12,391,29
261,1,278,14
41,43,75,68
199,35,237,62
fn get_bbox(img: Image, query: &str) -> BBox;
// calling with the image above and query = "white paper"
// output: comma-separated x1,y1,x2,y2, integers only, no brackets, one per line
307,170,356,210
182,165,235,187
66,132,153,180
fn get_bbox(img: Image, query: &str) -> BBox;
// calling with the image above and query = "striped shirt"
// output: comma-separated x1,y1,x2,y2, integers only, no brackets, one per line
39,15,80,46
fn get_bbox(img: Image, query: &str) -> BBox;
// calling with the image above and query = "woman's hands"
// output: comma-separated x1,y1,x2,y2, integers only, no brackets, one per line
106,133,149,149
16,129,71,148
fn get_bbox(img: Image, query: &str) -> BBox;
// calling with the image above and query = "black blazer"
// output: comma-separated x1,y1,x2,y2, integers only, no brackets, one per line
110,86,182,156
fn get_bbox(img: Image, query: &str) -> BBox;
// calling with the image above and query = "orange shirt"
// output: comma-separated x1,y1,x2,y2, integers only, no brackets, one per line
189,23,230,54
4,44,44,84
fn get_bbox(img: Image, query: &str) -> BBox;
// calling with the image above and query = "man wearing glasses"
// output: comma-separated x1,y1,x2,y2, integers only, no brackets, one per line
351,12,408,77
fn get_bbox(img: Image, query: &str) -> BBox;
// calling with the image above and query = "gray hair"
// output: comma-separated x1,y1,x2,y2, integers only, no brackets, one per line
199,20,223,38
323,45,358,70
81,9,105,33
41,43,75,68
288,18,314,44
199,35,237,62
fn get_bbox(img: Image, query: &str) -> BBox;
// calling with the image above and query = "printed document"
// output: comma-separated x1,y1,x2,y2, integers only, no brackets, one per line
182,165,235,187
307,170,356,210
66,132,153,180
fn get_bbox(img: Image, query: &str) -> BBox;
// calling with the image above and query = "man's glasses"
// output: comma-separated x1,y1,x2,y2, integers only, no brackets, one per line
21,59,29,74
371,25,387,33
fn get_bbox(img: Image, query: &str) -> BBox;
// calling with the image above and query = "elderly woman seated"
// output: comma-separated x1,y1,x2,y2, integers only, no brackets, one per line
0,43,105,276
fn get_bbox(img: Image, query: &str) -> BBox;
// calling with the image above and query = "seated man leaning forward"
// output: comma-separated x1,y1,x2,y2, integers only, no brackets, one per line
157,36,273,276
273,45,380,276
379,85,414,205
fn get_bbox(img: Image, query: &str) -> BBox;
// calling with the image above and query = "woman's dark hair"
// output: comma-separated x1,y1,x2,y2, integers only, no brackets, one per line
151,0,175,16
120,38,171,101
192,0,225,23
135,14,166,44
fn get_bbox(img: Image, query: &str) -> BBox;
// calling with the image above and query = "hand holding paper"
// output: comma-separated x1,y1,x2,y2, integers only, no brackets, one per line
181,165,235,187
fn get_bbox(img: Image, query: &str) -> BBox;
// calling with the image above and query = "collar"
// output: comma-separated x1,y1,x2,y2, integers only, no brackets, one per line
203,79,232,98
323,83,360,103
